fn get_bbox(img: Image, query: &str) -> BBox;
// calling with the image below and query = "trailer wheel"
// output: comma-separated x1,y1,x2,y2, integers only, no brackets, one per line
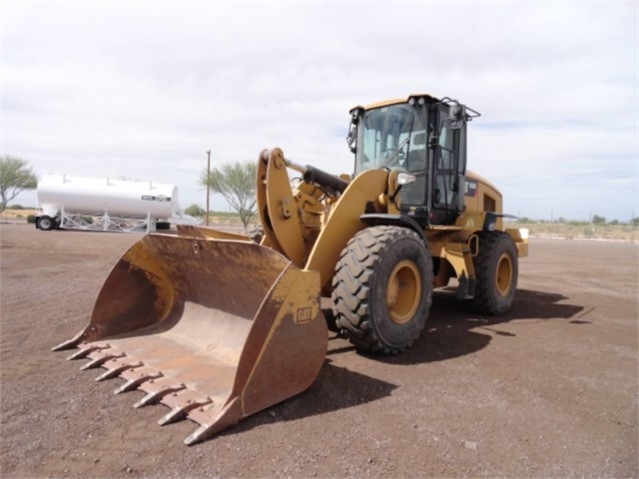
471,231,518,315
37,216,57,231
331,226,433,354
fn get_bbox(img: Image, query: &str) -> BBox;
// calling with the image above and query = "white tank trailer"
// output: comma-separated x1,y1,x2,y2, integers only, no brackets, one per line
36,174,197,233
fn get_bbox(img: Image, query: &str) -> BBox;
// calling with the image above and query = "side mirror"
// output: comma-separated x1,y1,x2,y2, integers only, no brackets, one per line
448,105,466,130
346,122,357,153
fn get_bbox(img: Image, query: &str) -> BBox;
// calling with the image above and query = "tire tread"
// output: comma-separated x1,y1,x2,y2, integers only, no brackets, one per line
332,226,431,354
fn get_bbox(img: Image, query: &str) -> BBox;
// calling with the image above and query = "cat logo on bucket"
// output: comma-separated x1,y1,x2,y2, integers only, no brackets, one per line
295,307,313,323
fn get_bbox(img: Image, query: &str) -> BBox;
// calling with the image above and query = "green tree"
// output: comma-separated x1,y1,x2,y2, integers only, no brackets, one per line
184,204,205,217
199,160,257,228
0,156,38,214
592,214,606,225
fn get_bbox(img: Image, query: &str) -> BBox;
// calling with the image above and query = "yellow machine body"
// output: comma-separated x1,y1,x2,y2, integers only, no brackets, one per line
55,94,528,445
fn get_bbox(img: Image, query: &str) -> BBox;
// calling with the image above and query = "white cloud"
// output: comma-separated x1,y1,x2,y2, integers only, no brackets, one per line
1,0,637,220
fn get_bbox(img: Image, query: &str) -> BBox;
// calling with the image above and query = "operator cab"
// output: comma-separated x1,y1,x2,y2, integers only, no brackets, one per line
348,94,480,226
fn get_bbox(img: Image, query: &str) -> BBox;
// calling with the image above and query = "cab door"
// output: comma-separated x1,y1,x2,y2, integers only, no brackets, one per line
430,104,467,225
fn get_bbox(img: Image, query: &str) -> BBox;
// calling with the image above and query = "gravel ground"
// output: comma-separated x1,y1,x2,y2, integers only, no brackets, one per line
1,224,637,478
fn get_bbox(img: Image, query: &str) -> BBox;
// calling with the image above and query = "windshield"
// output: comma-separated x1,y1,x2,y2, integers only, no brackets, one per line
355,104,427,174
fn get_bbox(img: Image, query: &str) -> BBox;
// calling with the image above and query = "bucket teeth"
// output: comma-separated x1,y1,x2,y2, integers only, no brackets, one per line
80,352,125,370
67,344,110,361
158,396,213,426
95,362,143,382
134,383,186,408
183,397,242,446
114,370,163,395
51,332,85,351
185,423,220,447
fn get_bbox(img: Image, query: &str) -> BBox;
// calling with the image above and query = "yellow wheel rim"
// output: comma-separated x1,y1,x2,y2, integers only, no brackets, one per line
386,260,421,325
496,252,513,296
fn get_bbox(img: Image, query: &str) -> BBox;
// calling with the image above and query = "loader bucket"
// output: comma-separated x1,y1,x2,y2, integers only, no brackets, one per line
53,234,328,445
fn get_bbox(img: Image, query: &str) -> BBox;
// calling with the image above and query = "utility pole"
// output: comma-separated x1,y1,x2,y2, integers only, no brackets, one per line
206,150,211,226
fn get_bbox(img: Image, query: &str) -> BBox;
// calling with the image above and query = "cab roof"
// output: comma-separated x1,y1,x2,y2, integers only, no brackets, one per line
353,93,441,112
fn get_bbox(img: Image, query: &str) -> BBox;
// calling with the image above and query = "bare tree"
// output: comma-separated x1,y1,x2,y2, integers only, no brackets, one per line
0,156,38,214
199,160,257,228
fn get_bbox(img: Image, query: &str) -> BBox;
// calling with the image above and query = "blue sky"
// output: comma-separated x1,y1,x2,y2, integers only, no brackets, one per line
2,1,637,221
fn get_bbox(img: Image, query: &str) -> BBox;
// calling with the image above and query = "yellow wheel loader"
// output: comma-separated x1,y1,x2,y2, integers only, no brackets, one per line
54,94,528,445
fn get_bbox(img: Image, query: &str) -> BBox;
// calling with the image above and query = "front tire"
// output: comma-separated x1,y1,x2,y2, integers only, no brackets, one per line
331,226,433,354
471,232,518,315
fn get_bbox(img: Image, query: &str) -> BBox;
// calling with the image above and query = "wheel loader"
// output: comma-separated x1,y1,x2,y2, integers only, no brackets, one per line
54,93,528,445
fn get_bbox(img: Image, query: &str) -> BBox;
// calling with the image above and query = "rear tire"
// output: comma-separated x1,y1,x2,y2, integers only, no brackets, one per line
471,232,518,315
37,216,56,231
331,226,433,354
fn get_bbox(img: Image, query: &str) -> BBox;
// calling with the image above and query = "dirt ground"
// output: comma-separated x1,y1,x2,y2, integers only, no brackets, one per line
1,223,637,479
